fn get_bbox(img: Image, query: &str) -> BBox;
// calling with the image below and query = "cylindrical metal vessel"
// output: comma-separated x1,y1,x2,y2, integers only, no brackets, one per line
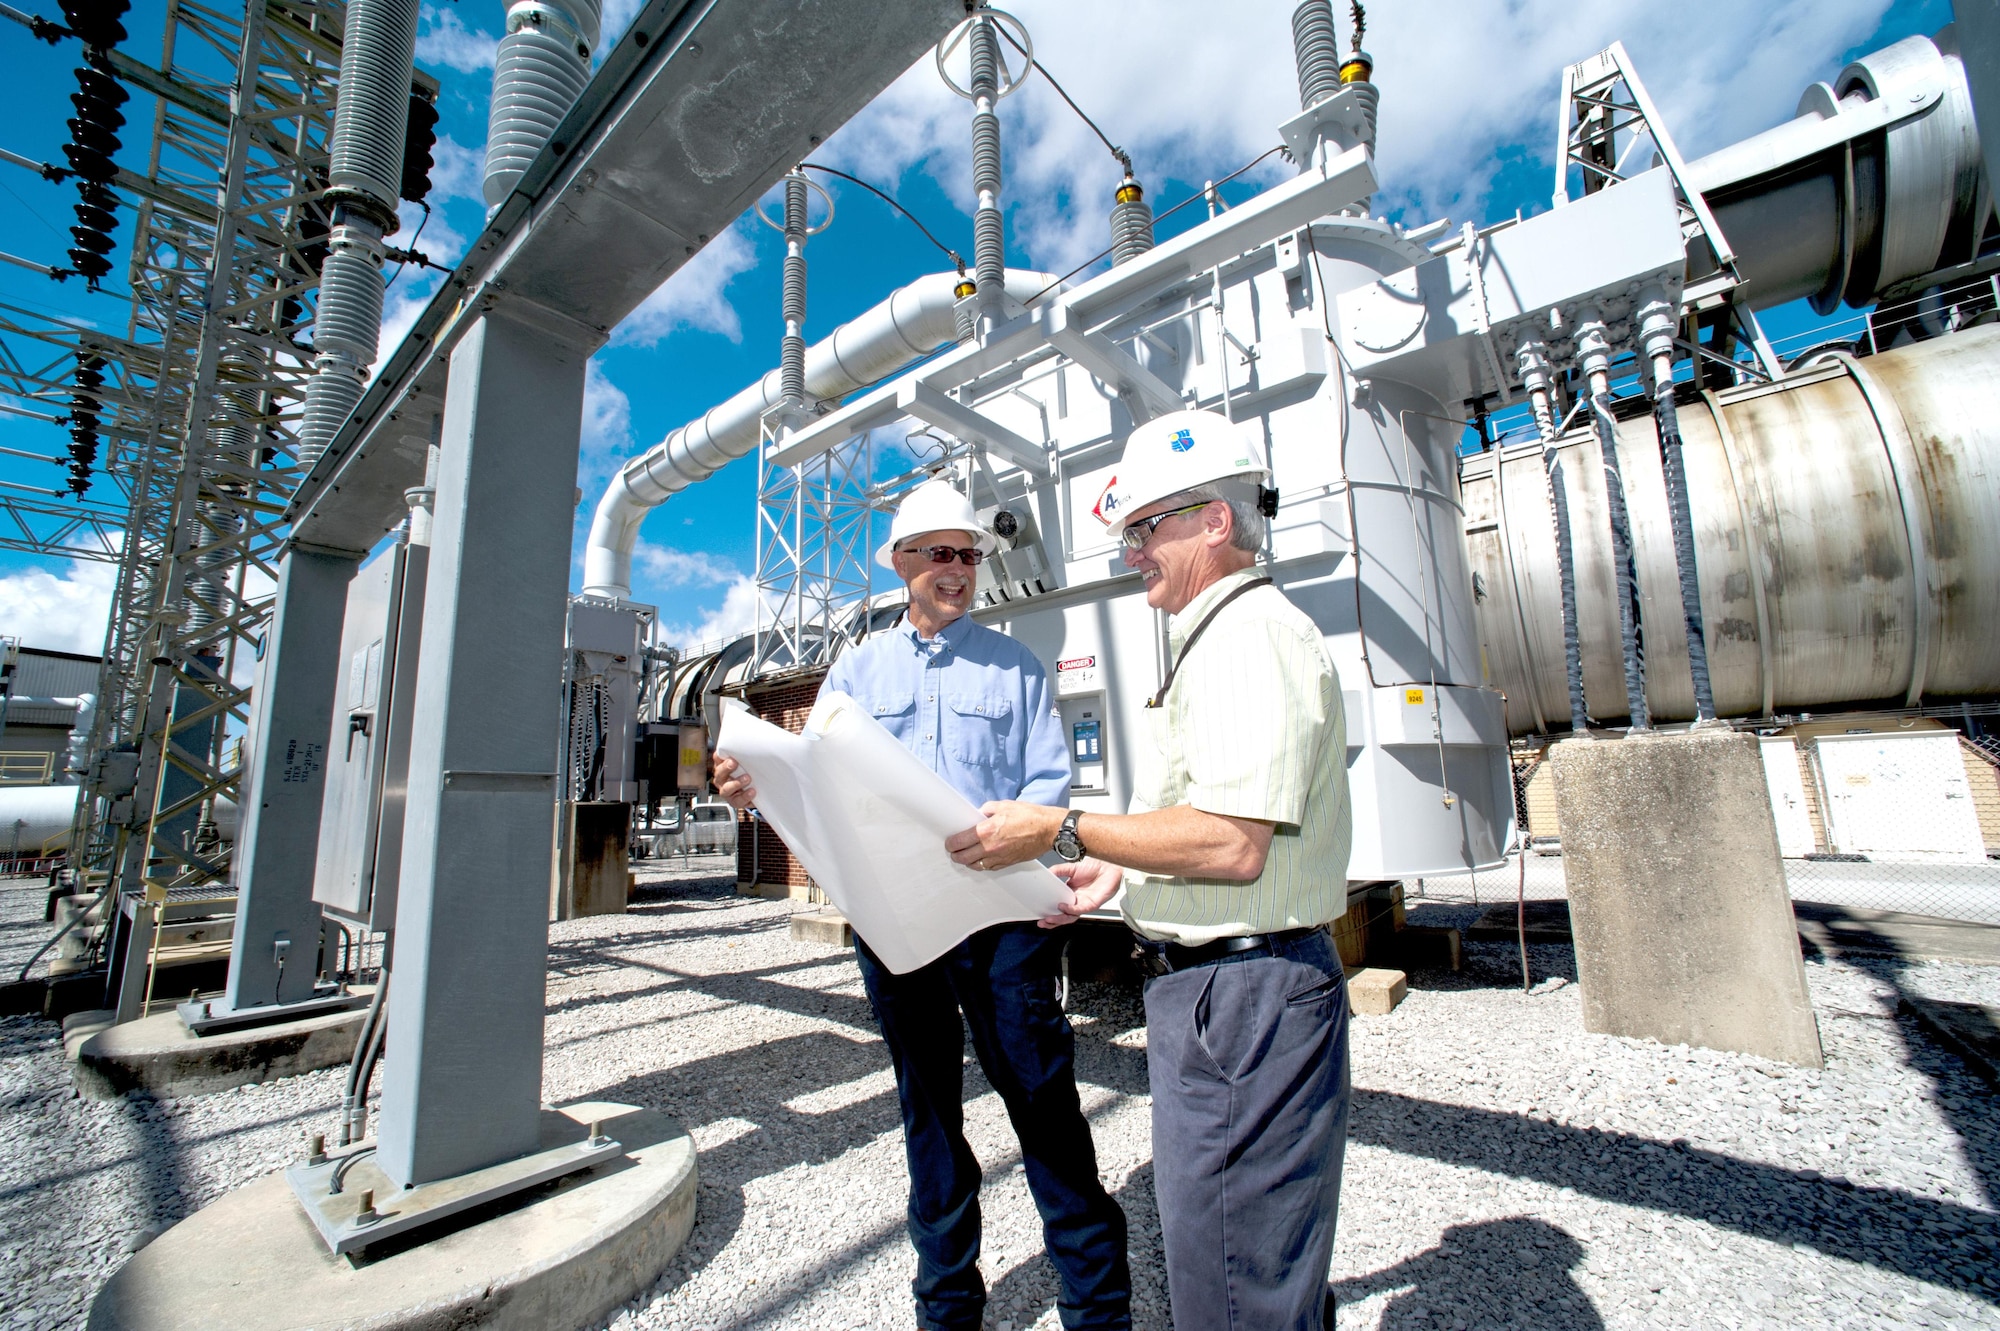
0,785,83,855
1461,324,2000,734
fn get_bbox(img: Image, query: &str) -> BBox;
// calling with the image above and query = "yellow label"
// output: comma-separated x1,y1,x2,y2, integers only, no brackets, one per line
1405,688,1426,705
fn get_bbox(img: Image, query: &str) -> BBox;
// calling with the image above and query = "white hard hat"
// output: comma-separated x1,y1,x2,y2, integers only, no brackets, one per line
873,479,998,570
1091,409,1270,540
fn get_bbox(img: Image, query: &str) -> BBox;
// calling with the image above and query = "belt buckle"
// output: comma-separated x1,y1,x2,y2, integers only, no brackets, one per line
1131,940,1170,978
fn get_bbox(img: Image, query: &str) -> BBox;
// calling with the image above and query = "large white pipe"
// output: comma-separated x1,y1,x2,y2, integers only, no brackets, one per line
582,268,1058,599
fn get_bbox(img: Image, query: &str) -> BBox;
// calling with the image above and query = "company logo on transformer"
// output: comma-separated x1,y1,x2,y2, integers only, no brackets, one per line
1168,429,1195,452
1091,475,1121,525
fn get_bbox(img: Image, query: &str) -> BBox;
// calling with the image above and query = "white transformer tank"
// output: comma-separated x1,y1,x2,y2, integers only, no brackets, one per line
966,212,1515,880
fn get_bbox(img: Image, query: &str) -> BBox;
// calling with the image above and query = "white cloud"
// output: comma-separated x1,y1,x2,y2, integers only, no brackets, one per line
817,0,1894,272
423,134,487,212
0,555,115,656
632,542,741,588
612,220,759,346
574,359,637,523
417,4,498,73
654,574,771,653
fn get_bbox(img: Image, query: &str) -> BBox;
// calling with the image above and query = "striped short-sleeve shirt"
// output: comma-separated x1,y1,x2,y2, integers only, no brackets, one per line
1121,568,1352,945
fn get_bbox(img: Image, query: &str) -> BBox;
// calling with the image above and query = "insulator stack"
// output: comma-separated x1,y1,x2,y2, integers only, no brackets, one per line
1110,178,1154,265
298,0,418,470
1291,0,1343,110
328,0,420,216
66,352,104,497
299,227,385,468
62,63,129,285
953,276,979,344
58,0,128,49
483,0,603,206
780,173,809,407
401,87,440,205
968,16,1005,314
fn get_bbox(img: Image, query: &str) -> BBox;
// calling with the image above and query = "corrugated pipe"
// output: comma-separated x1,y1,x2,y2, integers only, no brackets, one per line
1639,292,1716,722
1517,340,1588,731
1596,396,1649,729
582,267,1058,599
1110,176,1154,265
297,0,416,470
484,0,601,206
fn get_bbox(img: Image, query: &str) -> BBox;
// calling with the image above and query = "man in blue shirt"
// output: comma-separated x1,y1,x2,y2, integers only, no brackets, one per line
715,480,1130,1331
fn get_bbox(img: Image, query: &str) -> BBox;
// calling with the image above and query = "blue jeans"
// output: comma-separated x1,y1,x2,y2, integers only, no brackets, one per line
1143,926,1350,1330
855,922,1132,1331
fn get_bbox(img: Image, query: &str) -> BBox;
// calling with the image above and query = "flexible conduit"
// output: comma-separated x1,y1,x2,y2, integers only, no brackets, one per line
298,0,417,470
1591,394,1650,728
484,0,601,205
582,267,1058,599
1653,389,1717,721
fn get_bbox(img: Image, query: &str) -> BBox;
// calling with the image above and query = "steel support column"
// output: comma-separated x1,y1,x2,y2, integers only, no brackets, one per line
376,308,588,1188
224,546,362,1010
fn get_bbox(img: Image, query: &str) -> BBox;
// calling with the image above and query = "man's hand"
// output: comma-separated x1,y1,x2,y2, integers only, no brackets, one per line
945,800,1064,871
713,754,757,812
1041,857,1120,927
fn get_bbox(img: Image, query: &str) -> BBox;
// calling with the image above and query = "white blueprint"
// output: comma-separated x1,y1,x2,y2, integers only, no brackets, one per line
715,691,1074,973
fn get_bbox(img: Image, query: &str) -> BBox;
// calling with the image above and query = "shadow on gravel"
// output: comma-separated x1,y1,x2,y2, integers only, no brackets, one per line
1328,1216,1602,1329
1867,955,2000,1212
1352,1087,2000,1305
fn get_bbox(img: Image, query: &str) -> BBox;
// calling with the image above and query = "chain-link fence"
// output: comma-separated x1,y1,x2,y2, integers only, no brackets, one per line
1406,721,2000,926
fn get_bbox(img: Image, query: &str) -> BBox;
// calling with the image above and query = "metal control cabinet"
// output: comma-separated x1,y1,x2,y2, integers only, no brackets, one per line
312,542,428,930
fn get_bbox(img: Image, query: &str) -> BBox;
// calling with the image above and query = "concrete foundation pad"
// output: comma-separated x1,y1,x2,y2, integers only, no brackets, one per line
790,910,853,947
1551,729,1823,1068
72,1003,366,1100
88,1101,698,1331
1347,967,1408,1014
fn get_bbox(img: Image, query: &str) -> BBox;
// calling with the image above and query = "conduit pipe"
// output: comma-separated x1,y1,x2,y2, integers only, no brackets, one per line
582,267,1057,599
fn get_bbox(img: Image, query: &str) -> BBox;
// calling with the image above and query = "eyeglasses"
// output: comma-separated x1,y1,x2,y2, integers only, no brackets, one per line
1118,501,1212,551
897,543,986,566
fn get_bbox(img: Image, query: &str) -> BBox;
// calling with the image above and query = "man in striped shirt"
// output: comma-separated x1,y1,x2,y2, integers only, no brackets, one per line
948,410,1352,1330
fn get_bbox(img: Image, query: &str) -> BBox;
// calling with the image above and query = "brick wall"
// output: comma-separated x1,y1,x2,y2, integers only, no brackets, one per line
735,670,827,889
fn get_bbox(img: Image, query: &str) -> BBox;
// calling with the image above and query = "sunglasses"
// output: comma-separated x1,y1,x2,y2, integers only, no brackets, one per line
898,543,987,566
1118,501,1212,551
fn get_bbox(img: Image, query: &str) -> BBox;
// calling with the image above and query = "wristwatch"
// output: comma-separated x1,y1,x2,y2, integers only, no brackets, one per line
1053,809,1086,863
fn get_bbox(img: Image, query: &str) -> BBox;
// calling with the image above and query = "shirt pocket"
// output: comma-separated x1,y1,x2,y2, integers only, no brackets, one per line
945,693,1014,769
859,691,917,746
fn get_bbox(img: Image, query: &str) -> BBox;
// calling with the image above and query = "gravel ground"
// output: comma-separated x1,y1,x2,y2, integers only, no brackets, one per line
1,866,1996,1330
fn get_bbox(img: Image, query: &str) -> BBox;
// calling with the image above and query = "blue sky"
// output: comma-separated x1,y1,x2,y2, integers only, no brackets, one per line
0,0,1955,652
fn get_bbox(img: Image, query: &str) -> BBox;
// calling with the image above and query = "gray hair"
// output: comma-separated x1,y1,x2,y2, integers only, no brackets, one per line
1161,482,1265,552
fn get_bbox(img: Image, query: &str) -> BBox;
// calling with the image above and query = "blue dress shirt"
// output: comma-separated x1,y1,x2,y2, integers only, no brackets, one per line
820,612,1071,810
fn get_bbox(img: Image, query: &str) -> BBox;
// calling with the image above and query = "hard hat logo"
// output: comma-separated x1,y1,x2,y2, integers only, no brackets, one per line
1099,408,1270,540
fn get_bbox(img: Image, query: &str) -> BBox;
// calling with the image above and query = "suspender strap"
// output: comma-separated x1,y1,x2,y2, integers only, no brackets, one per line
1146,576,1274,709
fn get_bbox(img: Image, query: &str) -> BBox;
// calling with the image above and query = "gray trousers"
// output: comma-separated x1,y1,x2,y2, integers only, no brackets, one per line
1143,927,1350,1330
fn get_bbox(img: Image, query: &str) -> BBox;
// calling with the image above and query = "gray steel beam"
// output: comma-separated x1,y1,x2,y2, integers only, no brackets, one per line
1955,0,2000,230
225,547,362,1012
375,308,587,1188
286,0,964,556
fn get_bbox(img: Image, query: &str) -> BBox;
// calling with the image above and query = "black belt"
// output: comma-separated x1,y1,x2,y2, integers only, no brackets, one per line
1133,925,1325,977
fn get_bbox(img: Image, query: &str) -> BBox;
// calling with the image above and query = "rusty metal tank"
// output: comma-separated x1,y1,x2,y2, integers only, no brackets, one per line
1460,323,2000,734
